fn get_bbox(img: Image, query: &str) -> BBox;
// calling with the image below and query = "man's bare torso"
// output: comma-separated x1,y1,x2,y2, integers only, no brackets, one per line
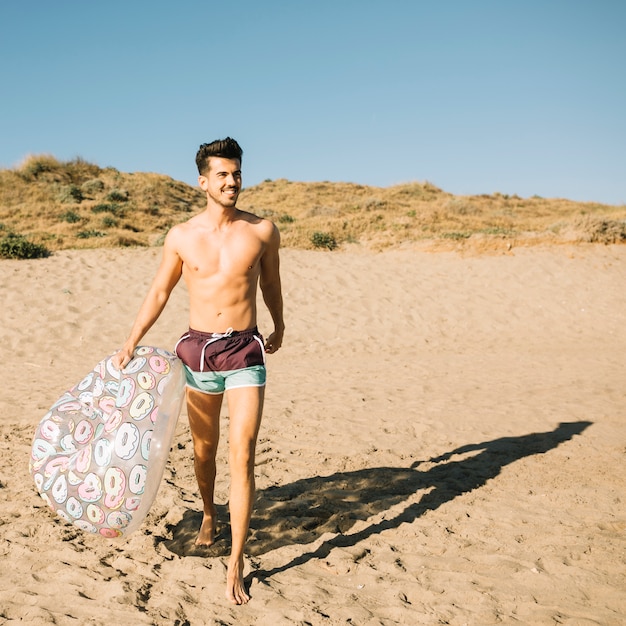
171,209,271,333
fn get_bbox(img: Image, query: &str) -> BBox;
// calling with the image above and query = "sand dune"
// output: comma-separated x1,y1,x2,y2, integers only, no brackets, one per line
1,243,625,625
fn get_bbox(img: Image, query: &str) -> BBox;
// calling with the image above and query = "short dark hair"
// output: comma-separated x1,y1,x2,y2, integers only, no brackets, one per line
196,137,243,175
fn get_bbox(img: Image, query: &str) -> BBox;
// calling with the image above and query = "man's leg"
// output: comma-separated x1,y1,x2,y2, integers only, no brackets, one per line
187,388,223,546
224,385,265,605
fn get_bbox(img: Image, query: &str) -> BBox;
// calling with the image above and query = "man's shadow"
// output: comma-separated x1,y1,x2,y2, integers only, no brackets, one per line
158,421,591,581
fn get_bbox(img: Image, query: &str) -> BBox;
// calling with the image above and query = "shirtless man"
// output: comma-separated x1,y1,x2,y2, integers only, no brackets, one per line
112,138,284,605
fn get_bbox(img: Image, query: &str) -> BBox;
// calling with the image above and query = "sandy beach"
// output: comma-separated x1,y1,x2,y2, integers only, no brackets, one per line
1,243,625,625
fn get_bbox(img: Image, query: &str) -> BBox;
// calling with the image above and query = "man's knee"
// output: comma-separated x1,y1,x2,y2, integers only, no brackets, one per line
229,443,256,473
193,437,218,463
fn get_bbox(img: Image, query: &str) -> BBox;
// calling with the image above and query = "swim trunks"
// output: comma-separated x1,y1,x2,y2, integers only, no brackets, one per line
174,327,266,394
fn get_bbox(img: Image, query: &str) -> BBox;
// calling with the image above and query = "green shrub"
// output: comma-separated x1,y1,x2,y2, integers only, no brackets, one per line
60,210,81,224
311,231,337,250
106,189,129,202
77,229,106,239
102,216,119,228
18,155,61,180
58,184,83,204
117,236,146,247
278,214,295,223
0,232,50,259
92,203,124,217
441,232,471,240
81,178,105,195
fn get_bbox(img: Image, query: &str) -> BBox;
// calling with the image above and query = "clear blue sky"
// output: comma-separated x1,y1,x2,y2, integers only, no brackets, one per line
1,1,624,204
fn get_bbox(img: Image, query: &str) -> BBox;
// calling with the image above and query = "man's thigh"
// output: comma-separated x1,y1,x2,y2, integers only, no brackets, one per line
226,385,265,448
186,388,223,446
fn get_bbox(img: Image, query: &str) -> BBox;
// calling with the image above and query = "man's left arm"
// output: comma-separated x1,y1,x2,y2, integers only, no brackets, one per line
259,223,285,354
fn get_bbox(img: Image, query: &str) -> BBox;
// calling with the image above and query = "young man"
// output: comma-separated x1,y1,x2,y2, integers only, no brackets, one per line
112,138,284,605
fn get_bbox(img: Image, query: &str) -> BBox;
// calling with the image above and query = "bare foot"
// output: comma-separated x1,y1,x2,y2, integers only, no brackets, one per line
195,509,217,546
226,555,250,605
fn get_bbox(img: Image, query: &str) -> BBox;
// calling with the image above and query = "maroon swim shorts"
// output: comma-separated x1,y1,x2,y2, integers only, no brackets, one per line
174,327,265,373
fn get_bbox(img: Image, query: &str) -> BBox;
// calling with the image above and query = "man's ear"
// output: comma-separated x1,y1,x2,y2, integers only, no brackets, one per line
198,175,208,190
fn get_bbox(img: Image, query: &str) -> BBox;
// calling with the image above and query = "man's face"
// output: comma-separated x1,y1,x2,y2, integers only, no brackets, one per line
199,157,242,207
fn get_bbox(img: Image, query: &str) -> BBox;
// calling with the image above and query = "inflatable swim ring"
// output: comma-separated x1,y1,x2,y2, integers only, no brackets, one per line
29,347,186,538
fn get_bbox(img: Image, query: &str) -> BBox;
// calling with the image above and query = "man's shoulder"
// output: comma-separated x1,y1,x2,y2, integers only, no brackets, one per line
236,208,267,225
166,219,191,238
163,218,198,250
236,209,278,237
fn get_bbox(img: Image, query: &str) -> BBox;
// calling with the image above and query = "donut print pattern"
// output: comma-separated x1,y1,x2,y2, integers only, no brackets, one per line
29,347,185,537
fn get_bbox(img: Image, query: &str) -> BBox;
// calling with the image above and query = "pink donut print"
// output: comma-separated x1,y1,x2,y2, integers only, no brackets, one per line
98,395,116,414
30,346,186,538
149,355,169,375
73,445,92,473
74,420,94,445
123,356,146,374
106,511,131,529
74,519,98,534
104,409,123,434
57,400,82,413
67,470,83,486
103,467,126,510
66,496,84,519
77,473,103,503
116,378,136,408
87,503,106,525
59,434,77,453
140,430,152,461
125,496,141,511
129,392,154,421
114,423,139,460
128,464,147,495
39,420,60,441
44,456,70,479
31,439,55,471
42,472,56,492
77,372,94,391
52,475,68,504
93,438,112,468
137,371,156,390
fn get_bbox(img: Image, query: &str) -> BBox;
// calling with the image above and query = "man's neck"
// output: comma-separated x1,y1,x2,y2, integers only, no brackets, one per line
203,200,239,227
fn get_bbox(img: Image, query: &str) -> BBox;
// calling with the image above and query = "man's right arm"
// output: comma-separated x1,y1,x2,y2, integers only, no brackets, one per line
112,229,184,369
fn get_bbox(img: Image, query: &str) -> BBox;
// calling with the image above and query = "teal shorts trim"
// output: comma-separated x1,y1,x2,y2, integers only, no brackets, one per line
183,364,266,395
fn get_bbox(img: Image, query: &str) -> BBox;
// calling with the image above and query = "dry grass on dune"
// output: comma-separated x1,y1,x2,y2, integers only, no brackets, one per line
240,179,626,251
0,155,204,253
1,155,625,257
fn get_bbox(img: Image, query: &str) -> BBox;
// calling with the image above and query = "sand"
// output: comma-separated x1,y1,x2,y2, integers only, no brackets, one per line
1,243,625,625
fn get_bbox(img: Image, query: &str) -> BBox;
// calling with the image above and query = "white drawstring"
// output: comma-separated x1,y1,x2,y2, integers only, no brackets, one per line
199,328,234,372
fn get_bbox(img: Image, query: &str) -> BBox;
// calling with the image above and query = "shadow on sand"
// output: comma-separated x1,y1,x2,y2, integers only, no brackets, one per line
158,421,591,581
